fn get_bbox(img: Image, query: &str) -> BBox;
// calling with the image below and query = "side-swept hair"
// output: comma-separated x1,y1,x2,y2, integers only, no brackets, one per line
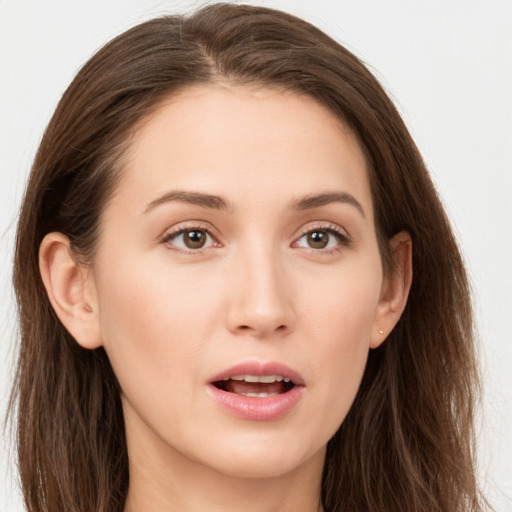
11,4,485,511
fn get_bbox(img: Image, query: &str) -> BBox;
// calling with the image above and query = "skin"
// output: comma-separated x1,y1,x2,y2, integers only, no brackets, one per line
39,84,412,512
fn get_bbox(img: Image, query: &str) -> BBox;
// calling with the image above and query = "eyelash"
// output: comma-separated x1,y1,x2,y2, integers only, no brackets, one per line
293,223,351,255
160,222,351,255
160,222,220,254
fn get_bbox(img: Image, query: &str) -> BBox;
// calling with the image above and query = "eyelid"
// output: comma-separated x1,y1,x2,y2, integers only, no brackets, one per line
292,222,352,251
296,222,350,240
159,221,222,252
158,220,351,254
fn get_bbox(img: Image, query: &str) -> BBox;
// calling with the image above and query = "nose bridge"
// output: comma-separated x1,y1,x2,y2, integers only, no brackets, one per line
225,236,294,337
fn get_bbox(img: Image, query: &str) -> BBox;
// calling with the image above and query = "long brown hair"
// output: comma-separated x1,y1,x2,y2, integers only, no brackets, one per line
10,4,486,511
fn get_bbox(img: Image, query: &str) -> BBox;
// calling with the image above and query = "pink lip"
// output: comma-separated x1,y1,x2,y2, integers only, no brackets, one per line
209,361,305,386
207,361,305,421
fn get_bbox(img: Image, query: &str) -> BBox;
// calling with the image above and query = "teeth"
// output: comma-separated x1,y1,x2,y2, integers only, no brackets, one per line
225,374,290,384
258,375,279,383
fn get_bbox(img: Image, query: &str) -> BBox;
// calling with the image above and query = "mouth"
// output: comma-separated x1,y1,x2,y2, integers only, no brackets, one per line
207,362,305,420
212,374,296,398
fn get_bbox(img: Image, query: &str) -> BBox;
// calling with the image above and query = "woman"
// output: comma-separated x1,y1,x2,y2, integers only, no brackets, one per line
9,3,487,511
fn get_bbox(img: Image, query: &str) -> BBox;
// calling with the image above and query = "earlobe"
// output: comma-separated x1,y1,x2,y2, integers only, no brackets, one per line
39,232,102,349
370,231,413,349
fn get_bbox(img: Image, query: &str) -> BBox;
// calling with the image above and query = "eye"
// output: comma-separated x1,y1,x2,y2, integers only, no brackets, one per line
163,227,216,251
293,226,348,251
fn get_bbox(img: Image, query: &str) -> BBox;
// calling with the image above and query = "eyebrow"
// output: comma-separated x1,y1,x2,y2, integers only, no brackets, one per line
143,190,230,213
143,189,365,217
292,192,365,217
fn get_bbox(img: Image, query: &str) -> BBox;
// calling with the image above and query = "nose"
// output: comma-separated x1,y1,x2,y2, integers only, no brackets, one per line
224,244,295,338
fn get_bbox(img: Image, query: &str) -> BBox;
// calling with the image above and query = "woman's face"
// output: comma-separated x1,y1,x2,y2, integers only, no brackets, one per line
88,84,389,479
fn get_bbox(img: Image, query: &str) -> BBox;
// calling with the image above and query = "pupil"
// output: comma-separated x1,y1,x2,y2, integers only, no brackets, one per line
185,230,206,249
307,231,328,249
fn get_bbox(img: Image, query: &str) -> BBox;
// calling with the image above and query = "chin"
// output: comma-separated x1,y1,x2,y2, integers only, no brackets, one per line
198,430,326,480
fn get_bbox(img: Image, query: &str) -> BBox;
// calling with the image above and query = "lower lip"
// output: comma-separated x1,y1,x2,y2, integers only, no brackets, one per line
207,384,304,421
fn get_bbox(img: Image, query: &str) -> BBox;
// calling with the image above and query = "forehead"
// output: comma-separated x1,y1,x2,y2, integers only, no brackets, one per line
114,84,373,217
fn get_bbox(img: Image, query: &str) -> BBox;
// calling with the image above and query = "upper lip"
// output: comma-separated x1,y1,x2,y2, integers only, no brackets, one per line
209,361,305,386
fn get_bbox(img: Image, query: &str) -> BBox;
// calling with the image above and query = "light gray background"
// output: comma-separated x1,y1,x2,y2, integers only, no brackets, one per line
1,1,511,510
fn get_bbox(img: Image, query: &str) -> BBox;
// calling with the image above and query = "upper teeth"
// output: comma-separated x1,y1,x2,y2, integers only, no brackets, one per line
224,374,291,383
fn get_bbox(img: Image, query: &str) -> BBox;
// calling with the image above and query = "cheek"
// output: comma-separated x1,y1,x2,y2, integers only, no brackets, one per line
94,254,223,407
298,258,382,434
300,254,382,350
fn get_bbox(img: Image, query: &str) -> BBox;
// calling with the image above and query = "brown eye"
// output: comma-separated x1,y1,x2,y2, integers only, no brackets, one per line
165,228,215,251
306,231,329,249
294,227,347,252
183,229,207,249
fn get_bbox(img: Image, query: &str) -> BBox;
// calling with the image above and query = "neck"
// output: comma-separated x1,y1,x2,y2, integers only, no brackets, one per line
124,465,324,512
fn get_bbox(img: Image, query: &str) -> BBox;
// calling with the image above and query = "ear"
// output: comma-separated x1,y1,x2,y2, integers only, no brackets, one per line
39,232,102,349
370,231,413,349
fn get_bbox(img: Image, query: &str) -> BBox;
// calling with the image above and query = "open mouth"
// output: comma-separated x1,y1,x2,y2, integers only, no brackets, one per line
212,374,296,397
208,366,304,420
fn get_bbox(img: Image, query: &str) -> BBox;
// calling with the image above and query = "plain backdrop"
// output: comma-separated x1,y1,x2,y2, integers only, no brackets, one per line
1,1,511,510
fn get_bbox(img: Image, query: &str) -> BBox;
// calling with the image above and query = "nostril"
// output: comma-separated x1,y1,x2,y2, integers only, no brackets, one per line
236,324,288,334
